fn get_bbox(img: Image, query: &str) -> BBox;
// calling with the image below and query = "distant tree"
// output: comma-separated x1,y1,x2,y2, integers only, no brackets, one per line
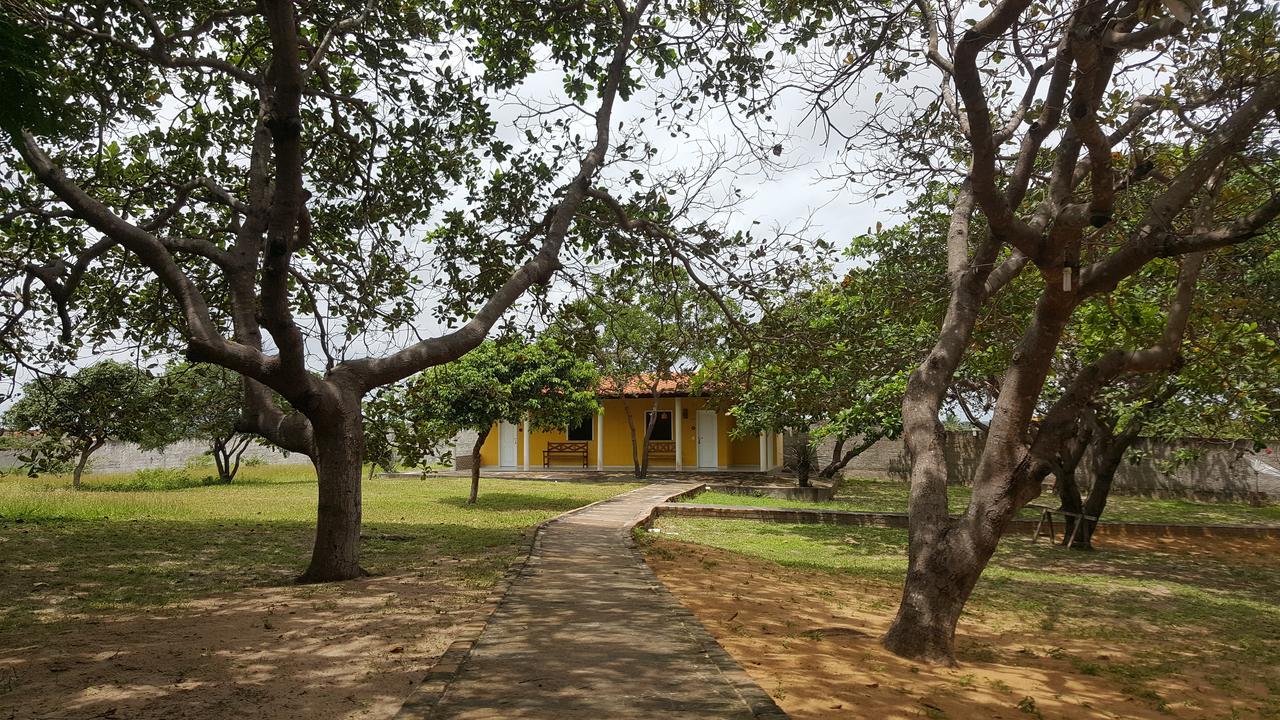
160,363,255,484
361,387,407,482
5,361,168,487
553,266,719,477
403,338,598,504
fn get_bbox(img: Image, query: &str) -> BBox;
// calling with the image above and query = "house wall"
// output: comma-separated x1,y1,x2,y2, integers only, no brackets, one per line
474,397,765,469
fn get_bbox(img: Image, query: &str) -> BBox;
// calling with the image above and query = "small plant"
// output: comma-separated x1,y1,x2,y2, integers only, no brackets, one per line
786,438,819,488
1016,696,1042,717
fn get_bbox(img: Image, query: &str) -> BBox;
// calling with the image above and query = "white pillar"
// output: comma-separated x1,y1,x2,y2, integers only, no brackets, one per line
595,407,604,471
759,433,768,472
674,398,683,470
522,416,530,471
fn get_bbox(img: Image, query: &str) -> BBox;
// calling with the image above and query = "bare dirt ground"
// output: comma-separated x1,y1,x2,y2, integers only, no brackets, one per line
0,570,485,720
645,536,1274,720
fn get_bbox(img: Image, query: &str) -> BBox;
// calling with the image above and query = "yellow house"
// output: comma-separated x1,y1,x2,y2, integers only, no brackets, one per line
471,376,783,472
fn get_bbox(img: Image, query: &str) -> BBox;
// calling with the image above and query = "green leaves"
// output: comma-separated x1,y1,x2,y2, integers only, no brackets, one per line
3,361,171,474
398,336,600,465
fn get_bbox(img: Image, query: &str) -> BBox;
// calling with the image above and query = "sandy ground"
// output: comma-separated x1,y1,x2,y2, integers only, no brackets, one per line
0,569,487,720
645,536,1273,720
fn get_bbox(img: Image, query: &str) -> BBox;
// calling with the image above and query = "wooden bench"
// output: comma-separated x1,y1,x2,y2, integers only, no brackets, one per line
1027,503,1099,547
646,441,677,463
543,441,588,468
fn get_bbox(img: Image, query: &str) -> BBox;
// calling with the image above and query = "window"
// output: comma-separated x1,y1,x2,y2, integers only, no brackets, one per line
645,410,673,441
567,415,594,441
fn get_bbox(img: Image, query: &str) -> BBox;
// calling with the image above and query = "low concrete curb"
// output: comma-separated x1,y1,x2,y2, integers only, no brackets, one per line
621,487,788,719
705,483,837,502
648,502,1280,540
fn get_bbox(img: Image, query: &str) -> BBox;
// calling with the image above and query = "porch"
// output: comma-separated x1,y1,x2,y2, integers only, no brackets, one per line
471,396,785,473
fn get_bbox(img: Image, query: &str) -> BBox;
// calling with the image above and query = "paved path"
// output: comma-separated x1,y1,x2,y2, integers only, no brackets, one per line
399,482,786,719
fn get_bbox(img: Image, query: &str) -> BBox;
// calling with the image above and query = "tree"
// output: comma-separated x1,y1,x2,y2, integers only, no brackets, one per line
160,363,256,484
403,338,598,504
710,0,1280,661
1050,241,1280,546
866,2,1280,662
5,361,169,487
0,1,665,581
553,266,719,477
704,206,970,484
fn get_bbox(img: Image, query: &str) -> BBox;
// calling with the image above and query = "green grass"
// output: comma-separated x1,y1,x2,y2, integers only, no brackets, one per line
682,477,1280,526
0,465,640,637
647,516,1280,715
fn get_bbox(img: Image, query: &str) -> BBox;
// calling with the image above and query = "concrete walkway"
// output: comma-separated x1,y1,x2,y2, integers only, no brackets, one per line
398,482,786,719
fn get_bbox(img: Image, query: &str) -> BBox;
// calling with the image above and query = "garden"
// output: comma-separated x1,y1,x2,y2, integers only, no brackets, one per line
2,0,1280,718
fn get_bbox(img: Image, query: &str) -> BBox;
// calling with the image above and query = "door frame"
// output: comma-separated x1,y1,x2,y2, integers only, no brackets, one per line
498,421,518,467
696,409,718,468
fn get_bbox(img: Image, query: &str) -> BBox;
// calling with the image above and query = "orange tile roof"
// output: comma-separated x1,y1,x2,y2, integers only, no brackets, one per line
598,374,696,398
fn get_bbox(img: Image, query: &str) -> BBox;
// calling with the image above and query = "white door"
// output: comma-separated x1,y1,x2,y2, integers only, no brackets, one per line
696,410,718,468
498,421,518,467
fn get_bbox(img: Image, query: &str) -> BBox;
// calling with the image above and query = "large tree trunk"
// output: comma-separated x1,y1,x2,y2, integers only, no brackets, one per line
299,399,366,583
1078,425,1141,546
885,184,999,664
882,520,994,665
1054,421,1094,548
468,426,490,505
888,203,1072,663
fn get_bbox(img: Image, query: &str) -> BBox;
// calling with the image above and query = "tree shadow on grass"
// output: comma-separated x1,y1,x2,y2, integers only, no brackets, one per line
0,505,609,720
0,517,529,634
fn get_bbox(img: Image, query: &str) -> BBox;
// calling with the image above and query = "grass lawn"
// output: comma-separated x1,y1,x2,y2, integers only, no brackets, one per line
683,477,1280,526
643,517,1280,719
0,464,640,632
0,465,640,719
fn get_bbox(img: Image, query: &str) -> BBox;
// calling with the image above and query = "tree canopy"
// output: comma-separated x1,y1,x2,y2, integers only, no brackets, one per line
4,360,170,487
159,362,258,483
403,337,598,503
